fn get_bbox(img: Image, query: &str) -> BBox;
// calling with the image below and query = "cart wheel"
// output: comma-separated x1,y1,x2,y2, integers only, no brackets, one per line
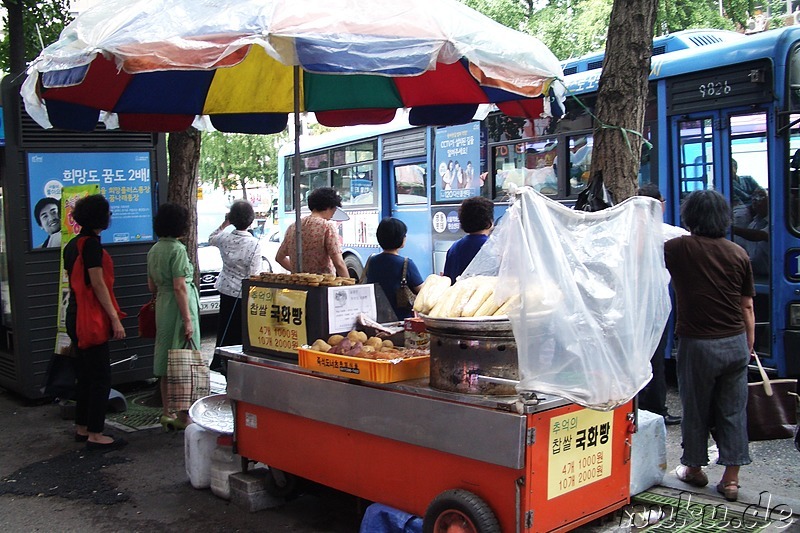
263,467,300,499
423,489,500,533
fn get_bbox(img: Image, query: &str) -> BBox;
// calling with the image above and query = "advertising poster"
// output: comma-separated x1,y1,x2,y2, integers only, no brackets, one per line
28,152,154,250
55,184,101,355
434,122,481,202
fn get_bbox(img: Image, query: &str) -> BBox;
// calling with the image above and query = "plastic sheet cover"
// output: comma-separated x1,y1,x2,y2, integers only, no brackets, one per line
463,188,671,410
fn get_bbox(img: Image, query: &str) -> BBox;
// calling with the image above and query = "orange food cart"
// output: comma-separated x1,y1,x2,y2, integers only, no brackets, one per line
225,349,634,532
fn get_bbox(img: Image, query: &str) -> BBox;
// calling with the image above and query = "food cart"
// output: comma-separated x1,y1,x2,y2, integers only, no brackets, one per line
225,350,633,533
222,278,634,533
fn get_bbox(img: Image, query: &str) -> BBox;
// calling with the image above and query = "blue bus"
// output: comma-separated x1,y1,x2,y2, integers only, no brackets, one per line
278,26,800,377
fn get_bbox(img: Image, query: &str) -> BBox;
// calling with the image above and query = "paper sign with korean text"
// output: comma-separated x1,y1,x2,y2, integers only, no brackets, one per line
547,408,614,499
327,284,377,333
246,286,307,354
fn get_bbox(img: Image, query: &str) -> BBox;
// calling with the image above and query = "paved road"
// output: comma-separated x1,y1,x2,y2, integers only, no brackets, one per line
0,317,798,532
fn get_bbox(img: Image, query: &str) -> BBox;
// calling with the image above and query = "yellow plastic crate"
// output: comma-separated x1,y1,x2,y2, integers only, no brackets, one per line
298,348,429,383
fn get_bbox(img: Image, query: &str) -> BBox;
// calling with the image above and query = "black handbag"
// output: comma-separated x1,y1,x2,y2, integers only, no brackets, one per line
747,353,798,441
43,347,77,399
396,258,416,309
575,171,614,212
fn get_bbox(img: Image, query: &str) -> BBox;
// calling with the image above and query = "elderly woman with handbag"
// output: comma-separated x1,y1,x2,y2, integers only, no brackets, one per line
64,194,127,451
665,190,754,502
147,203,201,431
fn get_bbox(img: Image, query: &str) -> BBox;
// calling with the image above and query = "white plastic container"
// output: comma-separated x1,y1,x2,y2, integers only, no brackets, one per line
210,434,241,500
630,409,667,495
184,423,219,489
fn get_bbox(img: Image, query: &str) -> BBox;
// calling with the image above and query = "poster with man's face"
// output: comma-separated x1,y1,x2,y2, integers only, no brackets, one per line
27,152,155,250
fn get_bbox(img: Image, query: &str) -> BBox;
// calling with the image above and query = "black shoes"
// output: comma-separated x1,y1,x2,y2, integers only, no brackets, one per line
86,437,128,452
664,414,682,426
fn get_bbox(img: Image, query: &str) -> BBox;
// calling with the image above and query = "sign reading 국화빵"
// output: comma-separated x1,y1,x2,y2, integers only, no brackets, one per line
247,286,308,354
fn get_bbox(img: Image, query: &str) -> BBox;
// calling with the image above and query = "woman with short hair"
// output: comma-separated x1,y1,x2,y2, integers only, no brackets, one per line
147,203,201,430
665,189,754,502
275,187,348,277
208,200,261,372
365,217,424,320
64,194,127,450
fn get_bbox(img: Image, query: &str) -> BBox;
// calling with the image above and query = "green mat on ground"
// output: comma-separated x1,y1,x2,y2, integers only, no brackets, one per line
106,390,162,431
626,491,776,532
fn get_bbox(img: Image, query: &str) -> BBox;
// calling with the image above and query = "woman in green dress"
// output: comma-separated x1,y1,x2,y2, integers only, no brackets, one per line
147,203,201,430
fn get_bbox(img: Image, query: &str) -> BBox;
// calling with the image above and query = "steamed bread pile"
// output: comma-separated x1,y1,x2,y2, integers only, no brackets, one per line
414,275,561,318
413,275,517,318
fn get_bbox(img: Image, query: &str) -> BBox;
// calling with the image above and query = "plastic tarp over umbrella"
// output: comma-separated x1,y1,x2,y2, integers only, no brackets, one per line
463,188,672,410
21,0,564,133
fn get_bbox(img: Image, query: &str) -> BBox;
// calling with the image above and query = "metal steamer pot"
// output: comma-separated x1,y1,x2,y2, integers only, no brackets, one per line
422,316,519,395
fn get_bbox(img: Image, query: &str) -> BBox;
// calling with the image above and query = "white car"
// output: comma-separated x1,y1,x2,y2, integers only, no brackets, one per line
257,227,288,274
197,243,223,316
250,220,288,274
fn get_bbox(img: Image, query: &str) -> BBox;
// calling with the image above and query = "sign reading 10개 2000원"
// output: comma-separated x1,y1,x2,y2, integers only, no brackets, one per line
27,152,154,249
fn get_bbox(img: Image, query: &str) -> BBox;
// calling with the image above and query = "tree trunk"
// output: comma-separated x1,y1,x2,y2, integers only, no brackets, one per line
4,0,26,74
167,128,202,284
590,0,658,203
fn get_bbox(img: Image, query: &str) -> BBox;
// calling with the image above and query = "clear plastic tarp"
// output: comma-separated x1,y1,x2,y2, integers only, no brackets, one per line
463,188,671,410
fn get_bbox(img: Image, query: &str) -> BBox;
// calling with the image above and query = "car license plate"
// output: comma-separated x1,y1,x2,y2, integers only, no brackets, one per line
201,300,220,312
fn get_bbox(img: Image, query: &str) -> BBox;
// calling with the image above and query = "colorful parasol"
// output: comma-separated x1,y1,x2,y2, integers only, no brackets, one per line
21,0,564,133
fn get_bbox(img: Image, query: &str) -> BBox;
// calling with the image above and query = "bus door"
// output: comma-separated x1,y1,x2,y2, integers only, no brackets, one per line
387,158,433,277
671,110,774,365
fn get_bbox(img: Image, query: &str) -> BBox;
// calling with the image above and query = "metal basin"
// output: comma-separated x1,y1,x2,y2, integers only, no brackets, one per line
422,316,518,395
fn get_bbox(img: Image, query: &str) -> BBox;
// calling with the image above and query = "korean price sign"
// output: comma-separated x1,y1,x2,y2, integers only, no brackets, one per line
247,286,308,354
547,408,613,499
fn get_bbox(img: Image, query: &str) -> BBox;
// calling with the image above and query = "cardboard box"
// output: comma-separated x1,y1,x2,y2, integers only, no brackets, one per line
404,317,430,351
298,348,429,383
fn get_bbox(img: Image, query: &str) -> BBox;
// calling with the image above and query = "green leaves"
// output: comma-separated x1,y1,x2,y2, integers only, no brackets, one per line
199,131,288,193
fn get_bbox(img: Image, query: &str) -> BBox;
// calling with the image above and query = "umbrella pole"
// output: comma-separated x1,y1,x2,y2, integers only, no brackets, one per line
293,65,303,272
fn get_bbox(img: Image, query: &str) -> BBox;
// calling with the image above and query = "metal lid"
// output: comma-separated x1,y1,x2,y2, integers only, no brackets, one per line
188,394,233,434
420,314,513,334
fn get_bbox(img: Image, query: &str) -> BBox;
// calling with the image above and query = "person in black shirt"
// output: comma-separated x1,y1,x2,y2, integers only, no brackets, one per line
64,194,127,451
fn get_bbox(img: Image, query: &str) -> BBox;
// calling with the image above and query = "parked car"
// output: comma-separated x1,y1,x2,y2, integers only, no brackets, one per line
251,220,288,274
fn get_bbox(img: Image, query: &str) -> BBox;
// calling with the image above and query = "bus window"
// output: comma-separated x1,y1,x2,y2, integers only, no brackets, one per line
568,135,592,196
790,118,800,231
790,45,800,111
493,138,558,199
332,141,375,165
677,118,714,198
486,115,526,143
335,163,375,205
394,163,427,205
282,156,328,211
729,112,768,228
301,151,329,172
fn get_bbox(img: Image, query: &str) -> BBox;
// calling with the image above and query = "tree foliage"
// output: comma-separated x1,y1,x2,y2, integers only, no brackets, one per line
460,0,528,28
199,131,288,197
0,0,72,72
489,0,793,60
525,0,612,60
